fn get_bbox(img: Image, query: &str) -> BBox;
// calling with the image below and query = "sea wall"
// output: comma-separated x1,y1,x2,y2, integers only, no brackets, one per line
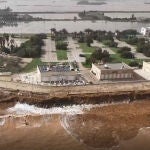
0,80,150,97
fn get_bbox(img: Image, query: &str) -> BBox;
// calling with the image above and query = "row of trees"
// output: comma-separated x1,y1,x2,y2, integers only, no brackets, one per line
56,41,68,50
115,29,150,57
14,34,45,58
117,47,134,59
137,42,150,57
0,33,16,54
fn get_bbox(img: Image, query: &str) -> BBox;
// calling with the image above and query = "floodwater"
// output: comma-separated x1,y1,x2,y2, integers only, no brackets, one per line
0,0,150,33
1,20,150,33
0,101,150,150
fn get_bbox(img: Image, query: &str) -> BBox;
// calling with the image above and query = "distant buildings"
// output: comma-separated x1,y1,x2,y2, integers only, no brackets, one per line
91,63,134,80
141,27,150,37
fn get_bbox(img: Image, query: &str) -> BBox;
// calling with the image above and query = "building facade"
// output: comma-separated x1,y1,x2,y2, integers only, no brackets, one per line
142,61,150,73
141,27,150,37
37,64,79,83
91,63,134,80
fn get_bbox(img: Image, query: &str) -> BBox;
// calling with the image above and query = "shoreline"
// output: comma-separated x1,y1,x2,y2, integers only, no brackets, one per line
14,11,150,14
0,81,150,107
0,100,150,150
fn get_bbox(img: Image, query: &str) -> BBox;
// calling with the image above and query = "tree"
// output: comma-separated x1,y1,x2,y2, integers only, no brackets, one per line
56,41,68,50
91,48,110,63
86,37,93,47
121,51,134,59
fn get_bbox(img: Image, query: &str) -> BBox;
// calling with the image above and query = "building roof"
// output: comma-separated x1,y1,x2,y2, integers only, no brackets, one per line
38,64,71,73
94,63,131,70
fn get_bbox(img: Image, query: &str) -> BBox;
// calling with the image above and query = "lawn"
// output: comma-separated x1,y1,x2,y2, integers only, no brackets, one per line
82,53,92,68
79,43,95,53
22,58,43,72
56,50,68,60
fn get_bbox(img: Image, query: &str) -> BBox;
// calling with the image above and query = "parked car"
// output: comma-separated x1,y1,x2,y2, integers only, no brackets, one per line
79,54,85,57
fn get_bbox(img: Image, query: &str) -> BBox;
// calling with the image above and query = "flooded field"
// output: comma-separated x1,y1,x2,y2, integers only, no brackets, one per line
0,0,150,33
1,20,150,33
0,100,150,150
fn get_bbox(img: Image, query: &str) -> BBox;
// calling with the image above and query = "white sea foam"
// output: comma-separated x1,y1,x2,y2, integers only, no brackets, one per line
0,101,128,118
0,118,5,126
7,103,97,116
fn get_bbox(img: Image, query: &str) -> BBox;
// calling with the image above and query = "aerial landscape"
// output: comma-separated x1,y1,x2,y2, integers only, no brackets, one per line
0,0,150,150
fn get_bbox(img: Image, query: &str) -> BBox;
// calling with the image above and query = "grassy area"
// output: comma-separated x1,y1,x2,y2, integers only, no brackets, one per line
110,47,150,65
22,58,43,72
82,53,92,68
56,50,68,60
82,62,92,68
79,43,95,53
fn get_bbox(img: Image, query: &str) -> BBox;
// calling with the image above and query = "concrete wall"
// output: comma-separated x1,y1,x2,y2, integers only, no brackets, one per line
0,76,12,82
143,61,150,73
91,64,101,80
0,80,150,97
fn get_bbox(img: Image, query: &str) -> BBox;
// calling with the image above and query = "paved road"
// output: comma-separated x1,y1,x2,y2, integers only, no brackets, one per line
41,37,57,62
114,38,150,59
67,37,85,62
91,40,115,54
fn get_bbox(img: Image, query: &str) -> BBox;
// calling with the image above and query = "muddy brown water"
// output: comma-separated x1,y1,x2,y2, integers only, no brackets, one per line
0,100,150,150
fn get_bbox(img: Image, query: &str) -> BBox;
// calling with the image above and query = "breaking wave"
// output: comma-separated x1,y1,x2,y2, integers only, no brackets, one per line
6,102,98,116
0,118,5,126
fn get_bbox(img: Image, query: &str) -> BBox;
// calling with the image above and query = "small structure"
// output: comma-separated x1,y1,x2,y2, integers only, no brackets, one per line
141,27,150,37
37,63,80,83
91,63,134,80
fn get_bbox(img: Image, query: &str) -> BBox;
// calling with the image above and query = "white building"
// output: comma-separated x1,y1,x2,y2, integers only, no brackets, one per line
91,63,134,81
37,64,79,83
134,61,150,80
141,27,150,36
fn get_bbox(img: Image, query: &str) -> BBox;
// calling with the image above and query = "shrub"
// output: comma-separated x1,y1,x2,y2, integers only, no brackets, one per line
103,40,118,47
56,41,68,50
121,51,134,59
129,61,139,67
117,46,131,54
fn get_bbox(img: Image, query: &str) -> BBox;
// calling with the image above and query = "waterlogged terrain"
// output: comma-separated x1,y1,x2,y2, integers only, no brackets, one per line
0,0,150,33
0,100,150,150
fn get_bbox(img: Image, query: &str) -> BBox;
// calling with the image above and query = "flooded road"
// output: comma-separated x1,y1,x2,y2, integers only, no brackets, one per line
0,0,150,33
0,100,150,150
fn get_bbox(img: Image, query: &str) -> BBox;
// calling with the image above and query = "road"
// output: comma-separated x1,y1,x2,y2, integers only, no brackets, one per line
67,37,85,62
41,37,57,62
114,38,150,59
